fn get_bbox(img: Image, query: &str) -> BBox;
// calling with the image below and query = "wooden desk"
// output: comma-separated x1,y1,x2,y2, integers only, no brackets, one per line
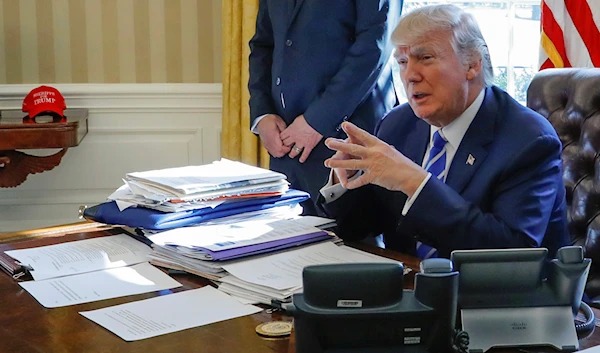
0,109,88,187
0,225,598,353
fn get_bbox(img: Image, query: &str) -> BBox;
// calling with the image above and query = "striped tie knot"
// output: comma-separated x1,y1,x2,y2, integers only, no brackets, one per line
425,130,448,181
432,130,447,150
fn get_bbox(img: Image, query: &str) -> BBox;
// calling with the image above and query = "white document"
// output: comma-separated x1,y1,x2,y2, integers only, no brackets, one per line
109,183,227,212
147,216,324,252
222,242,400,290
80,286,262,341
5,234,152,281
579,347,600,353
126,158,286,196
290,215,336,228
20,262,182,308
219,275,300,301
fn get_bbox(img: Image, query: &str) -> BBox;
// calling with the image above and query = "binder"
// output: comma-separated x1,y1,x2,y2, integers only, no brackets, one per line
83,189,310,231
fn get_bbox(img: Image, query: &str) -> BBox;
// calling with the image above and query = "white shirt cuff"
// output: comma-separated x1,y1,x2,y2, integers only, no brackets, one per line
251,114,269,134
320,170,363,203
401,173,432,216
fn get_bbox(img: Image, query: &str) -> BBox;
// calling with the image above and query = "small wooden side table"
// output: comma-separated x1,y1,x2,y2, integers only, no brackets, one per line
0,108,88,187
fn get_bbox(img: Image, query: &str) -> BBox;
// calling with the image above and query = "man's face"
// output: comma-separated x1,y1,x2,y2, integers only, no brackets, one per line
395,31,473,127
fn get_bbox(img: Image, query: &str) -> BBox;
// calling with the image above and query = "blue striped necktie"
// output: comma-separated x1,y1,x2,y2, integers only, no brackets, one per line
416,130,447,259
425,130,448,181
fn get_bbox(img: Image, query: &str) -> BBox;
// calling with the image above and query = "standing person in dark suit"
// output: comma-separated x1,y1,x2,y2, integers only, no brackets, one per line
248,0,402,216
320,4,569,258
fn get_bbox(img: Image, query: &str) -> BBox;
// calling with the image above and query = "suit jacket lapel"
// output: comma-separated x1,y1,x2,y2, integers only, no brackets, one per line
288,0,305,28
445,87,497,194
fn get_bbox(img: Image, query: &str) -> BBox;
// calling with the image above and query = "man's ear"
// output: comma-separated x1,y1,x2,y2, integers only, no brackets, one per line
466,58,482,81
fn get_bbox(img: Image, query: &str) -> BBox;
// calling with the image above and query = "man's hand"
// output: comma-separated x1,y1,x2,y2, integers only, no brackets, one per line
280,115,323,163
256,114,291,158
327,136,360,186
324,122,428,197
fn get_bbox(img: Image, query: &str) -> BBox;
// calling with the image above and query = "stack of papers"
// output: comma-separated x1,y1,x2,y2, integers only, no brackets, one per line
4,234,182,308
126,159,287,198
88,159,314,231
147,215,336,260
111,159,290,212
145,214,339,280
216,241,401,305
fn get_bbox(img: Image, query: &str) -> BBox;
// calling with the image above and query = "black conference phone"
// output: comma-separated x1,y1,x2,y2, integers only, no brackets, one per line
290,259,466,353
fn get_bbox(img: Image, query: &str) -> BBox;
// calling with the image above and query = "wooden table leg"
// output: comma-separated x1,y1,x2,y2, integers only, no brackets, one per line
0,149,67,187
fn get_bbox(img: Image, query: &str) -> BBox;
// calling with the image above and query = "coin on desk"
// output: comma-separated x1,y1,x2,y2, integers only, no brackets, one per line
255,321,293,337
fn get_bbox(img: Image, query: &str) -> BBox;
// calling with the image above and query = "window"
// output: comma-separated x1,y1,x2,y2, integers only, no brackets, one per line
393,0,541,105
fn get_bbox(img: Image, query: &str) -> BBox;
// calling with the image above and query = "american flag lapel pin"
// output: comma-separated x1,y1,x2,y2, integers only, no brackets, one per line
466,154,475,165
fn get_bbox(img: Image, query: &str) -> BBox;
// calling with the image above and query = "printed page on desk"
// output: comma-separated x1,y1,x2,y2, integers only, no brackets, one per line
222,242,400,291
5,234,152,281
80,286,262,341
5,234,182,308
20,262,181,308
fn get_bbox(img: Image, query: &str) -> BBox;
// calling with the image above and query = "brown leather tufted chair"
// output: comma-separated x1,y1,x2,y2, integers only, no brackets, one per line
527,68,600,300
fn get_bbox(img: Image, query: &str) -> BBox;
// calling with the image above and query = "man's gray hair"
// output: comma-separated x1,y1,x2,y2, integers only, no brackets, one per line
392,4,494,87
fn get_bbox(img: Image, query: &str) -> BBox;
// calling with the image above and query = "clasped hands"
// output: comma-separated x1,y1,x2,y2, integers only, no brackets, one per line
257,114,323,163
324,122,427,198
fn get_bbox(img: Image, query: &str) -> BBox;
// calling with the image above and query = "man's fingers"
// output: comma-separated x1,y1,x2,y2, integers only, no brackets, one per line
325,158,364,171
275,119,287,132
288,144,302,159
343,174,369,190
298,145,313,163
325,138,367,158
281,135,294,147
271,146,291,158
280,126,291,140
263,134,291,158
278,143,292,156
341,122,380,147
267,144,287,158
335,169,349,186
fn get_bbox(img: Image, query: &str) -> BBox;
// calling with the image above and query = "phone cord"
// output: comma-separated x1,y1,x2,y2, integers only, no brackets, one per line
451,329,470,353
576,301,596,332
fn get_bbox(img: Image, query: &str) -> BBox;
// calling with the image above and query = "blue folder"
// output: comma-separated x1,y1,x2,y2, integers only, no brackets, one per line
83,189,309,230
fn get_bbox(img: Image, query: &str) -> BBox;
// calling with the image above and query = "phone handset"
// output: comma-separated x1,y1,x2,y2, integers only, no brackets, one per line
549,246,595,332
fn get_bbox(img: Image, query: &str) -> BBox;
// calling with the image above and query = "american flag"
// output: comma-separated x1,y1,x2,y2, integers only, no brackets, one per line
540,0,600,69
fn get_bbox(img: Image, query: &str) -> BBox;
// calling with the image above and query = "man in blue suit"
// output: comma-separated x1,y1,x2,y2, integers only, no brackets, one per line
320,4,569,258
248,0,402,215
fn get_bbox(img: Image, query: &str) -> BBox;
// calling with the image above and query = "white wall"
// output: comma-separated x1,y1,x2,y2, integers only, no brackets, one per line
0,84,222,233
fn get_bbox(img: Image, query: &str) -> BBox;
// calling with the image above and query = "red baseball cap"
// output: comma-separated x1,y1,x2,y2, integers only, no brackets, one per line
22,85,66,119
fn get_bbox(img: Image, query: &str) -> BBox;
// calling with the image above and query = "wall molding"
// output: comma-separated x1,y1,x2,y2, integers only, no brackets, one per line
0,83,222,110
0,83,223,233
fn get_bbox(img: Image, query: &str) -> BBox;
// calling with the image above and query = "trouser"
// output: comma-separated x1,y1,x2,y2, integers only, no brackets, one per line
269,140,333,217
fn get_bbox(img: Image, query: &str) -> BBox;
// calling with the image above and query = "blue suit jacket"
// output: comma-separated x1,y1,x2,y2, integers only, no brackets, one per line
248,0,401,207
322,86,569,258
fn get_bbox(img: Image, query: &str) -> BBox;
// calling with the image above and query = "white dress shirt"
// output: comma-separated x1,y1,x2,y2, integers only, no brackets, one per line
320,89,485,216
251,114,268,134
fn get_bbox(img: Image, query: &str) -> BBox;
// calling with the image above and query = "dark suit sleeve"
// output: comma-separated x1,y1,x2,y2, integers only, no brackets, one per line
319,184,403,242
248,0,277,126
303,0,400,137
404,134,563,255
